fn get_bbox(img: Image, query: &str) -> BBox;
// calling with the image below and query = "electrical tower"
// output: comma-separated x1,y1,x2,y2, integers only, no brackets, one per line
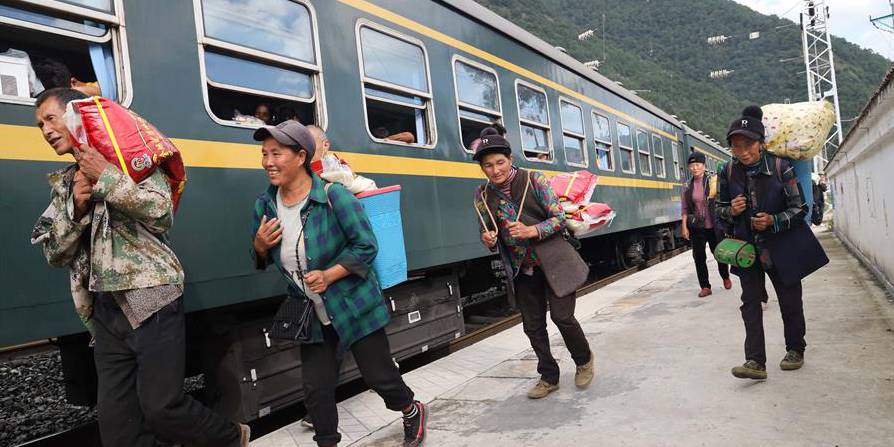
800,0,843,173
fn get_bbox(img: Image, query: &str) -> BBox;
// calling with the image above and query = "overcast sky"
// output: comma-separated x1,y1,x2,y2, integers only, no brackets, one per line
731,0,894,60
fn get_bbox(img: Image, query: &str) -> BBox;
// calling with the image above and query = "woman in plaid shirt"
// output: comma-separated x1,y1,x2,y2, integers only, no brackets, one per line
250,121,426,447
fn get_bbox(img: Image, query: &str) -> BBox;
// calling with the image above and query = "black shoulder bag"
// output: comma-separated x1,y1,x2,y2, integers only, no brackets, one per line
269,202,316,342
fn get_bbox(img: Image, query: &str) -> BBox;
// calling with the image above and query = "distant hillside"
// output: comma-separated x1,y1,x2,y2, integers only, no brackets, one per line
476,0,891,141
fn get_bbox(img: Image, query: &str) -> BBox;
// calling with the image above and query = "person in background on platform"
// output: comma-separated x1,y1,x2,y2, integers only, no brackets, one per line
250,121,426,447
810,172,827,226
681,151,731,297
716,105,828,381
254,103,273,125
30,88,249,447
32,58,102,97
472,127,594,400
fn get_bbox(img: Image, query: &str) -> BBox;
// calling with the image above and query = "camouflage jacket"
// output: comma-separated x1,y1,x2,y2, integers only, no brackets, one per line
31,165,184,330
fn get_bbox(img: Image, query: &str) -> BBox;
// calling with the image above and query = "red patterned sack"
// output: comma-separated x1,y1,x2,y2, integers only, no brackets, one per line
548,170,598,204
65,97,186,211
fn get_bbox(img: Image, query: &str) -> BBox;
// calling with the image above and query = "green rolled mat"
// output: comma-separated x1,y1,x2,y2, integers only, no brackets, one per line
714,238,757,268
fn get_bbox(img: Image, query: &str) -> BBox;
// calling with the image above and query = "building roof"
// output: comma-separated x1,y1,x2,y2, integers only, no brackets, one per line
829,63,894,165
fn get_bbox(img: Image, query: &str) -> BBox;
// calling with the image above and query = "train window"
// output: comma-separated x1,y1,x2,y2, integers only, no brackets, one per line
0,1,126,105
617,122,635,173
559,99,586,167
452,56,501,153
358,23,434,147
671,141,681,180
58,0,114,13
652,134,666,178
592,112,614,171
516,80,552,162
196,0,324,127
636,130,652,176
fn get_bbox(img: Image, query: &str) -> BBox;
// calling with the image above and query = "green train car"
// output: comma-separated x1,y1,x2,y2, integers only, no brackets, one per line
0,0,728,419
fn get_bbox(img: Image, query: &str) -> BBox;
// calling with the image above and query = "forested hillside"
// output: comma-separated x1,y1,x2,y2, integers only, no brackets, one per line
476,0,891,141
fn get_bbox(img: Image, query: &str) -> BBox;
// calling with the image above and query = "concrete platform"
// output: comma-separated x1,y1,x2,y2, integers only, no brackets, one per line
252,228,894,446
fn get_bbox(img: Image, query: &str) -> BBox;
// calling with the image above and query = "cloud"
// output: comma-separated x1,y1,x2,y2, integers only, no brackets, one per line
732,0,894,59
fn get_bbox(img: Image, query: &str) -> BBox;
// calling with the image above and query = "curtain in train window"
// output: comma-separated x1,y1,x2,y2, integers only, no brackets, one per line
560,100,586,167
652,134,666,178
0,3,123,103
199,0,321,126
359,25,433,146
617,122,634,173
636,130,652,176
593,113,614,171
453,58,501,152
516,82,552,162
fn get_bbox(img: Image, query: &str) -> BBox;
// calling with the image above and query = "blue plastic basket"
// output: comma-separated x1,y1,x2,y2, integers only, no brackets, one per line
357,186,407,289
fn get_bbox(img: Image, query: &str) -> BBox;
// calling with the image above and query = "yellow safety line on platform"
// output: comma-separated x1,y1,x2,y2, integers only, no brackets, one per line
339,0,680,142
1,124,678,189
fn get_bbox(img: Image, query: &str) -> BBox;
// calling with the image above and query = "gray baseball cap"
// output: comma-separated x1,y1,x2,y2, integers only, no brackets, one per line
253,120,316,159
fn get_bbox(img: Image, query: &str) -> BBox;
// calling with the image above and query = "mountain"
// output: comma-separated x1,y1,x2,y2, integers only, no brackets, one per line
475,0,891,142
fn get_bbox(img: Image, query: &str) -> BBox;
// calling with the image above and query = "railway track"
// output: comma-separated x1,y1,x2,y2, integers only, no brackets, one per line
10,247,687,447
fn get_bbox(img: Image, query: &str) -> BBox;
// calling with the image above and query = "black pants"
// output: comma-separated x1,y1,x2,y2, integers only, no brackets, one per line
738,267,806,365
515,267,592,385
302,325,414,446
691,228,729,289
93,296,240,447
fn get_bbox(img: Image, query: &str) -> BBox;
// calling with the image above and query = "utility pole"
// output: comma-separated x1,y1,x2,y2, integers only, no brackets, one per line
869,0,894,33
801,0,843,173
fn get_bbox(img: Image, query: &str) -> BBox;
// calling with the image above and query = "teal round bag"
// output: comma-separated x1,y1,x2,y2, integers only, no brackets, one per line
713,238,757,268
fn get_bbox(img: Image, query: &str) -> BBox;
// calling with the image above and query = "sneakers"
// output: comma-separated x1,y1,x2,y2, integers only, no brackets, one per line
527,380,559,399
780,350,804,370
723,278,733,290
698,288,712,298
574,353,595,388
731,360,768,380
402,400,427,447
300,415,314,429
239,423,251,447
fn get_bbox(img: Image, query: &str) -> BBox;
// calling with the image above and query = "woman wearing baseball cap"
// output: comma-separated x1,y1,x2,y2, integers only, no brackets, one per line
716,106,828,381
472,127,594,400
681,150,731,297
250,120,427,447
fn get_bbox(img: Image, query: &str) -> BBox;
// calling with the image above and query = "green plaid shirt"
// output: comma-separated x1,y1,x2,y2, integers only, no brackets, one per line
252,174,389,347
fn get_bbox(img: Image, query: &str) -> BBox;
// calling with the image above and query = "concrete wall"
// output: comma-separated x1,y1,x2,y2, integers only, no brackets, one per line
826,78,894,295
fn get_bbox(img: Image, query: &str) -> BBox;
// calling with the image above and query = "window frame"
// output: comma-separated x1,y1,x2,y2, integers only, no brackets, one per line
617,121,636,174
652,134,666,178
450,54,502,154
591,111,615,172
671,141,681,180
0,0,132,107
635,129,652,177
192,0,327,130
355,19,436,149
514,78,554,164
557,97,587,168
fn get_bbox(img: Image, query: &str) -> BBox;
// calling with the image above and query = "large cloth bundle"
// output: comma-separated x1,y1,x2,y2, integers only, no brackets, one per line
762,101,835,160
64,97,186,211
549,170,598,203
564,202,615,237
311,153,377,194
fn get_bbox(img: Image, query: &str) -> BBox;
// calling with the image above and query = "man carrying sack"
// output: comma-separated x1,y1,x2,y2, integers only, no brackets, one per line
716,106,828,381
472,127,594,399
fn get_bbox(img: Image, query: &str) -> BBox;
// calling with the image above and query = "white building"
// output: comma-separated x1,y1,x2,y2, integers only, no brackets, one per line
825,65,894,296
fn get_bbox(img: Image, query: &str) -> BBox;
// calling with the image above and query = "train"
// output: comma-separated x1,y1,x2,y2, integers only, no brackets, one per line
0,0,729,421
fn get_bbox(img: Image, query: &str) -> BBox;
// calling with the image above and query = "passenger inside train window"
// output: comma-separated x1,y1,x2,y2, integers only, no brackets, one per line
254,102,273,125
372,125,416,144
0,3,120,102
274,104,299,125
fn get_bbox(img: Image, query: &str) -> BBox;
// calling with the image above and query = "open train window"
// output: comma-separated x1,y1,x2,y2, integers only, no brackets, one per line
358,23,434,147
516,80,552,163
195,0,324,128
592,112,614,171
452,56,501,153
652,134,666,178
671,141,681,180
617,122,635,174
636,129,652,176
559,99,587,167
0,1,127,105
